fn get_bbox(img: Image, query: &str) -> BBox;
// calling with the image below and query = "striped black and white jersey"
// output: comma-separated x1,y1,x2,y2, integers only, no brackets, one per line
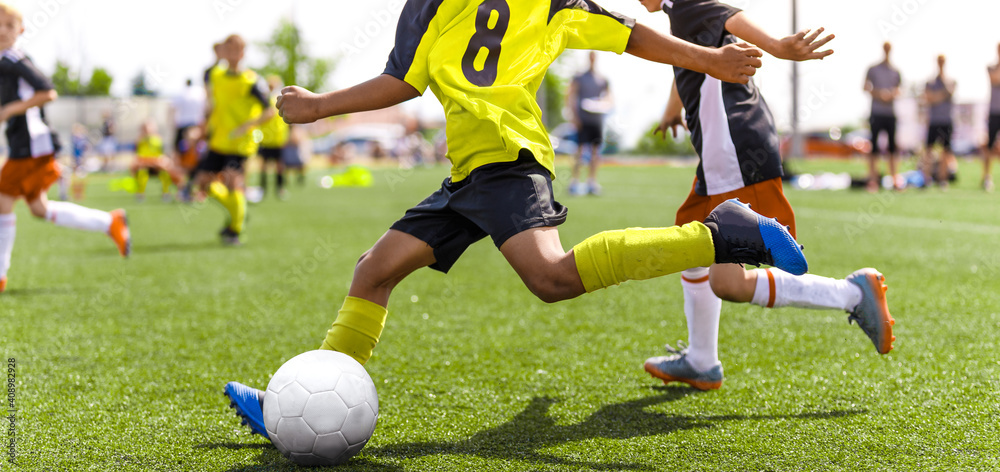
0,49,60,159
662,0,782,196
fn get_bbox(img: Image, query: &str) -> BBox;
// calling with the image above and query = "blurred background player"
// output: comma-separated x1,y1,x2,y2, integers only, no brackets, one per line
864,42,902,192
984,43,1000,193
282,124,307,190
566,51,612,196
131,120,183,202
922,54,956,189
0,3,129,293
257,75,290,200
647,0,894,391
177,125,206,202
68,122,90,201
194,34,273,244
97,109,117,171
171,78,206,171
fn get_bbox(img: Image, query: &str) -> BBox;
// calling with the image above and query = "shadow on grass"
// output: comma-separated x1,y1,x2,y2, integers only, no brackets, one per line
208,388,864,471
368,387,865,471
130,241,230,255
2,286,77,297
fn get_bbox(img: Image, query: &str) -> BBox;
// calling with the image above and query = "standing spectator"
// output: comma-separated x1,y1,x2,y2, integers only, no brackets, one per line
566,51,612,196
923,54,956,189
984,43,1000,192
863,42,902,192
97,109,117,171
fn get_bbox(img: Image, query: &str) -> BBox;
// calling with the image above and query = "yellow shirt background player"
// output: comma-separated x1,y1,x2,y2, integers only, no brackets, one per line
260,95,289,149
208,65,267,158
195,34,274,243
136,133,163,160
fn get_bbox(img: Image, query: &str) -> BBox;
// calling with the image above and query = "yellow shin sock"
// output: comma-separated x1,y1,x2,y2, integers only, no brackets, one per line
230,190,246,233
320,296,388,365
136,169,149,195
159,171,172,194
573,222,716,293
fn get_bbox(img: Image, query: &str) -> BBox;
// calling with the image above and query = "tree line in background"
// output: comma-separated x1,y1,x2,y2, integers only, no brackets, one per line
51,19,334,99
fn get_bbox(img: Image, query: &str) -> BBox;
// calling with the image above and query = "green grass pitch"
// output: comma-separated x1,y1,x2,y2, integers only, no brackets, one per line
2,158,999,471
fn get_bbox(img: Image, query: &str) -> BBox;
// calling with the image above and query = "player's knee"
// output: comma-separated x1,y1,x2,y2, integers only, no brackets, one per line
27,205,46,219
522,271,576,304
353,252,398,291
709,273,753,302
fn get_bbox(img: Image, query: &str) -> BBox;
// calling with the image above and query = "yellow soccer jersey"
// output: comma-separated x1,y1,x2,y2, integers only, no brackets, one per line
259,96,289,148
384,0,634,182
207,67,269,157
136,135,163,159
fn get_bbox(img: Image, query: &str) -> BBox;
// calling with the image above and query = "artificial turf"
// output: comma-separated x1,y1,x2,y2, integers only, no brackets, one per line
2,157,998,471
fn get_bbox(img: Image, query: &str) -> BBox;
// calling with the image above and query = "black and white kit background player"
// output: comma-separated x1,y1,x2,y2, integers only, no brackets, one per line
663,0,782,196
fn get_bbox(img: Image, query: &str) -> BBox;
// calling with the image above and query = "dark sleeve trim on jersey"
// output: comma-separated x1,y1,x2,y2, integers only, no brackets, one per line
548,0,636,28
382,0,446,82
250,77,269,107
15,56,54,91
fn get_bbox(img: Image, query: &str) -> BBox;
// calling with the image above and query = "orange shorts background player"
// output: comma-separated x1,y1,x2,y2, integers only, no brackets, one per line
0,2,130,294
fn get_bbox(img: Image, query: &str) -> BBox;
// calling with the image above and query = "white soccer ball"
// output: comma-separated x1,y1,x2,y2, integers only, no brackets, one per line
263,350,379,466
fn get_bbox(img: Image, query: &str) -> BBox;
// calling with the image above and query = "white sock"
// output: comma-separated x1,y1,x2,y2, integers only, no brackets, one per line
680,267,722,372
45,201,112,233
750,268,863,311
0,214,15,278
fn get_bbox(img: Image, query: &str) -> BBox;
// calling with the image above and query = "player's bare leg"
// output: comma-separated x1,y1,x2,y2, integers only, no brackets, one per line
0,193,16,292
348,229,437,307
866,153,880,192
984,145,996,192
500,227,586,304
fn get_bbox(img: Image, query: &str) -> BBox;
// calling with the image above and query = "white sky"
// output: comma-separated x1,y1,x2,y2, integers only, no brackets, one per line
11,0,1000,145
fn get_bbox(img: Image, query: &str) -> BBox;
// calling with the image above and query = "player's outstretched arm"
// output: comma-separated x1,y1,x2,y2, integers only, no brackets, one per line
0,89,56,122
625,23,762,84
277,75,420,124
725,12,834,62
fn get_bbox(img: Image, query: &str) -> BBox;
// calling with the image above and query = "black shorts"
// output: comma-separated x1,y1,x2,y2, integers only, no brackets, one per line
390,150,568,273
259,146,282,162
577,122,604,146
988,114,1000,149
282,145,303,167
869,115,897,154
198,150,247,173
926,124,953,150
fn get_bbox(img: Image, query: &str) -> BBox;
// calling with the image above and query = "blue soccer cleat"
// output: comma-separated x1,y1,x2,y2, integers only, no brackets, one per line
224,381,268,438
846,268,895,354
704,198,808,275
643,342,724,391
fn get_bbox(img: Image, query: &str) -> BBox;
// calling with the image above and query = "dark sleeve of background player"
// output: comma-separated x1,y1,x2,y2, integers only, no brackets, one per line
15,56,55,91
671,0,742,47
249,78,269,107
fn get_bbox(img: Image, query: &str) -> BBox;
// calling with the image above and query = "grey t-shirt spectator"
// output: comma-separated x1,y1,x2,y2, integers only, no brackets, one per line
573,71,609,127
926,76,954,125
866,62,900,117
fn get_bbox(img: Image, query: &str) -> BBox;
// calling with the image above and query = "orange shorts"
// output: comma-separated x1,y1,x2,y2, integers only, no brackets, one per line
0,155,61,201
675,177,796,238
